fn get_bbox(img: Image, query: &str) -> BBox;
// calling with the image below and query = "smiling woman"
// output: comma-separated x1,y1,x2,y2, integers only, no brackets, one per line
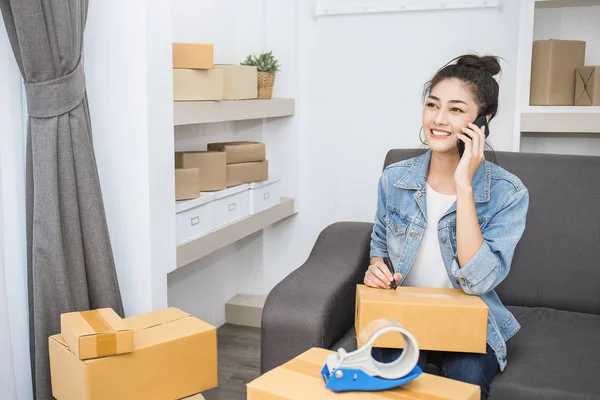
368,54,529,400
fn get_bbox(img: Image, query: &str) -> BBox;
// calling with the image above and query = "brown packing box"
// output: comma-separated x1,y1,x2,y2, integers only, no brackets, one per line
214,64,258,100
227,161,268,187
61,308,132,360
49,308,217,400
172,43,214,69
207,141,266,164
356,285,488,353
530,39,586,105
175,151,227,191
575,66,600,106
247,347,480,400
175,168,201,200
173,69,224,101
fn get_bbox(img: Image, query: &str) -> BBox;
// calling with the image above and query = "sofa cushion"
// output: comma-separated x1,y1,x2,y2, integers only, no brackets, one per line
490,306,600,400
330,325,357,353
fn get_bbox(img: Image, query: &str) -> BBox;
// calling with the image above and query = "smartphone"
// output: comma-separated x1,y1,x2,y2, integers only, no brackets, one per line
458,115,490,157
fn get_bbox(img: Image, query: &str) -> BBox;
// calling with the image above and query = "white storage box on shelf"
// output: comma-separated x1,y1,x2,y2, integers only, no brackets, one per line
248,178,281,215
205,184,250,228
175,193,216,245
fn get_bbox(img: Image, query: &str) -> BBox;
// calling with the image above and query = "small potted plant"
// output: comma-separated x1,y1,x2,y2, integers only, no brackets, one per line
241,51,281,99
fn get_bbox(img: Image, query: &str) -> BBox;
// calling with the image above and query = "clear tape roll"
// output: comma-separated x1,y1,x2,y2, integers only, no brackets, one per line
326,318,420,379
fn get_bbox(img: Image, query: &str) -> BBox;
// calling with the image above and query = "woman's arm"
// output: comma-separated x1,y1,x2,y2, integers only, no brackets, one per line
456,184,485,267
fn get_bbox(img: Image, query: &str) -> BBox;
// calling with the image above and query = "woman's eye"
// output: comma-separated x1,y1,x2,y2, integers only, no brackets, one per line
426,103,437,108
451,108,464,113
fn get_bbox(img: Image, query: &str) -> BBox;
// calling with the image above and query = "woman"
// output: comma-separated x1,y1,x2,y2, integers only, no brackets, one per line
366,54,529,399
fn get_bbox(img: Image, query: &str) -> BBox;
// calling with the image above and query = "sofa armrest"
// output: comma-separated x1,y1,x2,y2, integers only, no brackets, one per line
260,221,373,373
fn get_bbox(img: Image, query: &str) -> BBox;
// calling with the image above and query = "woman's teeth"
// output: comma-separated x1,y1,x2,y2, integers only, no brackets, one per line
432,129,451,137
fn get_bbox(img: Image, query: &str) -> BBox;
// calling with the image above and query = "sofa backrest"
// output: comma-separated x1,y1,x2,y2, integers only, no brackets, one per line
384,149,600,315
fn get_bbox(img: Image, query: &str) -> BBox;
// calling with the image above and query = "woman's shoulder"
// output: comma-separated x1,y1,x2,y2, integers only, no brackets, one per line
485,160,527,193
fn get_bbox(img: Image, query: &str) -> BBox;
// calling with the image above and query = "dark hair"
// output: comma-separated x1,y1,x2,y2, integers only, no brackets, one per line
422,54,501,162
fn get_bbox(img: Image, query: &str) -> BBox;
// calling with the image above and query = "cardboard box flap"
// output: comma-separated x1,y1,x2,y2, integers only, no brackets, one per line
357,286,486,308
247,348,480,399
133,316,215,350
50,334,90,365
124,307,190,331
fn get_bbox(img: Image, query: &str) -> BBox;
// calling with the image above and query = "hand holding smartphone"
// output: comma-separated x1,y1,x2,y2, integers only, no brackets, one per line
458,115,490,158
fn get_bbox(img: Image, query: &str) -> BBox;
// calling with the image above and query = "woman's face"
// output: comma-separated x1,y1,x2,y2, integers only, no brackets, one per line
422,78,480,156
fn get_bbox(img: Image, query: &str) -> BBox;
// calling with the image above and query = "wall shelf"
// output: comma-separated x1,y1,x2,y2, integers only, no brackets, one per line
535,0,600,9
176,197,296,268
521,107,600,133
173,98,295,126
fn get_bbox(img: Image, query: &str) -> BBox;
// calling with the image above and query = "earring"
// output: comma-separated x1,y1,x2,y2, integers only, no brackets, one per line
419,127,428,146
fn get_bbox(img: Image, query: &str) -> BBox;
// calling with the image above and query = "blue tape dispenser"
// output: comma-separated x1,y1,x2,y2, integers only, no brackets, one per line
321,318,422,392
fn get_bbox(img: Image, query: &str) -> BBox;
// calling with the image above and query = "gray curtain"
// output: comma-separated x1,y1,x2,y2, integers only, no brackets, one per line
0,1,124,399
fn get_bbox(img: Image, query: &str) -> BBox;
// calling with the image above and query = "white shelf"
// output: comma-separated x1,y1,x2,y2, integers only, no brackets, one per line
521,107,600,133
535,0,600,8
176,197,296,268
173,98,295,126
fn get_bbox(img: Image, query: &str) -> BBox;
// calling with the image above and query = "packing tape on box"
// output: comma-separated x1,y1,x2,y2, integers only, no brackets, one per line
80,310,117,357
322,318,422,392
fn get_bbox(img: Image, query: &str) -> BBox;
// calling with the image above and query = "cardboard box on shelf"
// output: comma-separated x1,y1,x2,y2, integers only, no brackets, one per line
173,69,224,101
49,308,217,400
175,168,201,201
172,43,214,70
60,308,132,361
175,151,227,191
530,39,586,106
227,161,268,187
575,66,600,106
247,347,480,400
214,64,258,100
355,285,488,353
207,141,265,164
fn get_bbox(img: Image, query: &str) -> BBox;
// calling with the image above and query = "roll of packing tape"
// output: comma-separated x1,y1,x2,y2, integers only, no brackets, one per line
325,318,419,380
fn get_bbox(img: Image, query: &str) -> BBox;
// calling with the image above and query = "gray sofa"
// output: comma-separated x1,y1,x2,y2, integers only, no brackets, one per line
261,149,600,399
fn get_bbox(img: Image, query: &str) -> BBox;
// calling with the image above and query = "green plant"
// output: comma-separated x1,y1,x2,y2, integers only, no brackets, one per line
241,51,281,73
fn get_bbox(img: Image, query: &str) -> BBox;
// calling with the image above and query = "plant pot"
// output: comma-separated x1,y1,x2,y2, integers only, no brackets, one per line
258,71,276,99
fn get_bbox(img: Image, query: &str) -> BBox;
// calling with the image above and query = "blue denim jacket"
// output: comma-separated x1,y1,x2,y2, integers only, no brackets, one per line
370,150,529,370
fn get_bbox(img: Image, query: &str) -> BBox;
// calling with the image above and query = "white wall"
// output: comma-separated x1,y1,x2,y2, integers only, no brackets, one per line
167,0,523,327
86,0,174,317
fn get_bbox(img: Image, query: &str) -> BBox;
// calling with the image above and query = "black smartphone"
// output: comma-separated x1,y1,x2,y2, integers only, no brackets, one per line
458,115,490,157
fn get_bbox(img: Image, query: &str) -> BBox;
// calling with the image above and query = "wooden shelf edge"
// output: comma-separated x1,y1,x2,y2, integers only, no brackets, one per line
175,197,296,269
521,111,600,133
173,98,295,126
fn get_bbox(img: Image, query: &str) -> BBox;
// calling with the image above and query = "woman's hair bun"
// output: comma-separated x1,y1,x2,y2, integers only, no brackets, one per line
456,54,501,76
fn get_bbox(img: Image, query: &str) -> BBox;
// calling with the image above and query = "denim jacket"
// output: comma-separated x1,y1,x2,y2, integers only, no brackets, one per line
370,150,529,371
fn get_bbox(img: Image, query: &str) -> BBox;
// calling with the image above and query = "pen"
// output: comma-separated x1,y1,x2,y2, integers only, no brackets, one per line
383,257,397,290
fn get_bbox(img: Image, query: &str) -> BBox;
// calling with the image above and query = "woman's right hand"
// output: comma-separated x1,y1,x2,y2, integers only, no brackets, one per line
364,259,402,289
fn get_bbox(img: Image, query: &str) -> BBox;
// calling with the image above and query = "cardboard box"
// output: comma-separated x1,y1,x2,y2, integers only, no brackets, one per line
49,308,217,400
575,66,600,106
207,141,266,164
530,39,586,105
247,347,480,400
173,43,214,70
173,69,224,101
60,308,132,361
355,285,488,353
175,151,227,191
175,168,201,200
227,161,268,187
214,64,258,100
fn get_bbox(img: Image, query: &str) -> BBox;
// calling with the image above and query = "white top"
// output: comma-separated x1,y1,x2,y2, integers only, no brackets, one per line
403,182,456,289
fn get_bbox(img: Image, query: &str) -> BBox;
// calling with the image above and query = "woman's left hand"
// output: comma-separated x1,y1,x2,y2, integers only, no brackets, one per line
454,122,486,188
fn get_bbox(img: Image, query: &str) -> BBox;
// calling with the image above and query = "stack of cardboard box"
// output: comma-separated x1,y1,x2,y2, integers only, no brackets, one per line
248,285,489,399
49,307,217,400
172,43,257,101
175,141,269,201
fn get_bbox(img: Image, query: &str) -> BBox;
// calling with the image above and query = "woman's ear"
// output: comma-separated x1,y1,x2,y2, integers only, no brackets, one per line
485,114,493,122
